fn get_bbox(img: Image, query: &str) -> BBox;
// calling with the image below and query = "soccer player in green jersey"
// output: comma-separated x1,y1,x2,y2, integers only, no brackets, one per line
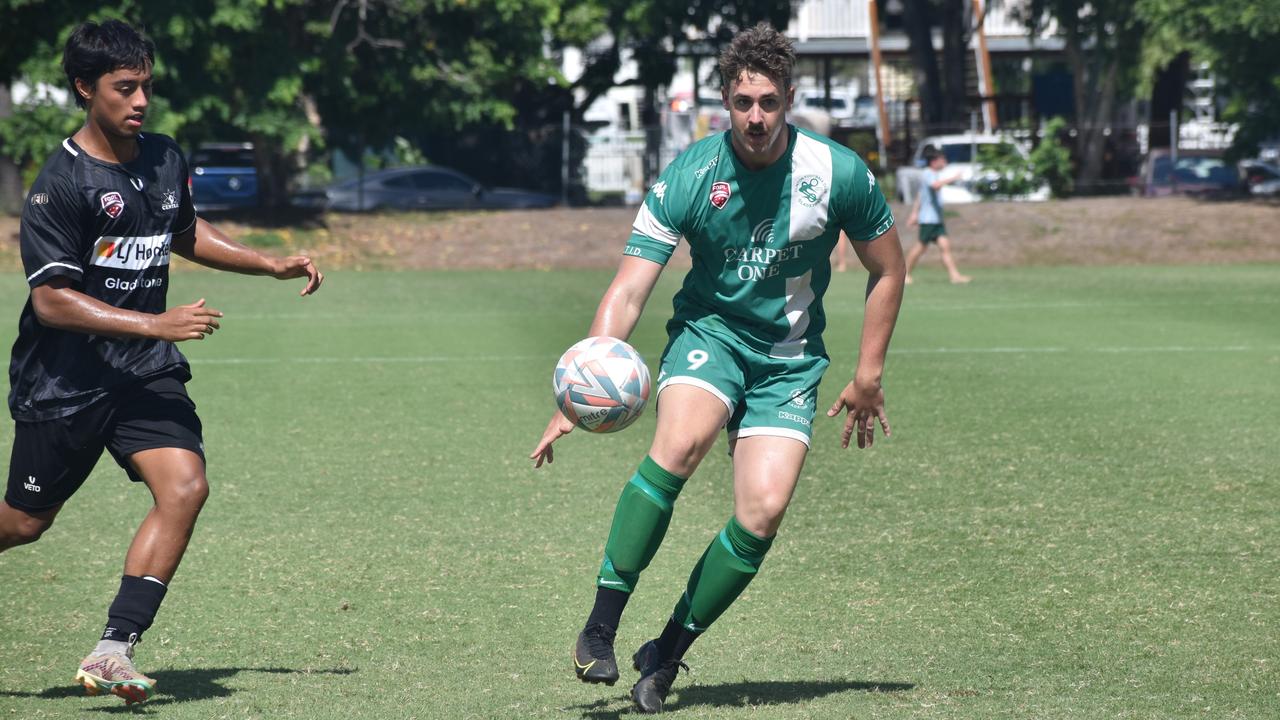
531,23,905,714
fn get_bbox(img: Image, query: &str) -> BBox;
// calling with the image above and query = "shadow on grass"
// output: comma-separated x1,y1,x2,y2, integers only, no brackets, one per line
0,666,356,711
570,678,915,718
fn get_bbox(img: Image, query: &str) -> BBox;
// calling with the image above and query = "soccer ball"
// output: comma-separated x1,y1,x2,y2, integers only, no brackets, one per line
553,336,651,433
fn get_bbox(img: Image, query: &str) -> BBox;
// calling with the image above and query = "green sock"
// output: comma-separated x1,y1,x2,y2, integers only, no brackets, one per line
596,456,687,593
672,516,774,633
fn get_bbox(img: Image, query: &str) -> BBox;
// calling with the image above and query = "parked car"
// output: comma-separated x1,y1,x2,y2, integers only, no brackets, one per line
797,90,855,125
895,134,1050,204
1131,149,1241,198
189,142,259,211
1240,159,1280,197
294,165,556,212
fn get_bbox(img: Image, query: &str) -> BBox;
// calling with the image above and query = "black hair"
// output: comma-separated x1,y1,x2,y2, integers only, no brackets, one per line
62,19,155,109
922,146,943,163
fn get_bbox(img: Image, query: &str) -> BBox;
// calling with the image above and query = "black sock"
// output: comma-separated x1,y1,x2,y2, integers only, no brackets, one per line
102,575,168,643
654,616,699,662
584,586,630,632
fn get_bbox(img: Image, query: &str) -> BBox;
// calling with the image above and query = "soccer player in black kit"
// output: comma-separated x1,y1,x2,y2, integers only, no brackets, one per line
0,20,323,704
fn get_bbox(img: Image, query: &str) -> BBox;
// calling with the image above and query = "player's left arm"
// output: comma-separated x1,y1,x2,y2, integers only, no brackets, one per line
172,218,324,296
826,158,906,450
827,226,905,449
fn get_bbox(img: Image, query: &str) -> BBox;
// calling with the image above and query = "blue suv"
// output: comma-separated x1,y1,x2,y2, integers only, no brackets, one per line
189,143,259,211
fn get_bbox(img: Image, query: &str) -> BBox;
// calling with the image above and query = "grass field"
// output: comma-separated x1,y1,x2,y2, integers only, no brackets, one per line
1,263,1277,719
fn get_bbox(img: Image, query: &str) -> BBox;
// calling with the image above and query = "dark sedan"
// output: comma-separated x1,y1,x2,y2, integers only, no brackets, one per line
1131,149,1242,198
295,166,557,212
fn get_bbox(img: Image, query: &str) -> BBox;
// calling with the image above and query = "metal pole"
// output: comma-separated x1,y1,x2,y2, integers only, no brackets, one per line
973,0,998,131
868,0,889,166
1170,109,1178,194
970,111,978,159
561,110,571,207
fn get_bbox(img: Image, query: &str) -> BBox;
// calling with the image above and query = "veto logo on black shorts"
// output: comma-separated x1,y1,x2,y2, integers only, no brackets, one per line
23,475,41,493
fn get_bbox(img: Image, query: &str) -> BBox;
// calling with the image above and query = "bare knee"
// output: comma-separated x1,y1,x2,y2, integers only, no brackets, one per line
158,473,209,512
650,435,716,477
1,511,55,546
737,493,790,538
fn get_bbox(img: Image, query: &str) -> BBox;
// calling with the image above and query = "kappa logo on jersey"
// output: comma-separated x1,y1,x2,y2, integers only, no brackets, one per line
100,191,125,219
652,181,668,204
788,389,811,408
693,156,719,179
161,189,180,211
795,175,827,208
867,169,876,186
29,193,49,206
710,181,731,209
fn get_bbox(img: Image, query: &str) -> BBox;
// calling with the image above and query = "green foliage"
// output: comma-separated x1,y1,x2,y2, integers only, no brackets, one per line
974,119,1073,199
974,141,1039,199
0,99,80,188
1026,117,1074,197
1135,0,1280,158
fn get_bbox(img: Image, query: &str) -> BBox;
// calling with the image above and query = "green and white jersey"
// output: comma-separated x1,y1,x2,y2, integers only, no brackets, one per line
625,125,894,358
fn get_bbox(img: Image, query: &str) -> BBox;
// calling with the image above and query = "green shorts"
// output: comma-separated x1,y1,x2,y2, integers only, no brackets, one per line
918,222,947,244
657,320,830,448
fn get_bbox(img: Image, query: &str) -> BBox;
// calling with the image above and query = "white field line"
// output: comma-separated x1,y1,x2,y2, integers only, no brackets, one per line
891,345,1275,355
904,298,1280,312
220,297,1280,321
187,345,1278,365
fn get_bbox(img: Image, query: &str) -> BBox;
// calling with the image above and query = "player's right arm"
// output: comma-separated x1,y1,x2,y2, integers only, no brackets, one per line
529,256,664,468
30,279,222,342
530,164,690,467
20,171,221,343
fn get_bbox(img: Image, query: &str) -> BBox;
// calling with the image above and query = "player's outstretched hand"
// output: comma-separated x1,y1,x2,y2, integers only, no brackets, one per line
272,255,324,296
827,377,890,450
530,410,576,468
154,298,223,342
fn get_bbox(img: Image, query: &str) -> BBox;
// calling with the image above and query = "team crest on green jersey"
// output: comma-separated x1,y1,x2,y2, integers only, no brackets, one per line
795,175,827,207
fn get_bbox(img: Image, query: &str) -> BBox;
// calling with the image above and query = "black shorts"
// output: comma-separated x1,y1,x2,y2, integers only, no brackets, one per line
5,373,204,513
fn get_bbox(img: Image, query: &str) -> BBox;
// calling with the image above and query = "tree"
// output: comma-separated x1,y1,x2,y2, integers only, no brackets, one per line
1,1,571,209
1136,0,1280,158
900,0,946,129
0,0,90,212
1023,0,1145,191
896,0,971,133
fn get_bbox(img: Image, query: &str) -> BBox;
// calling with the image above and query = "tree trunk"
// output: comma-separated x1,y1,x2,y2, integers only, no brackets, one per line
641,84,660,187
0,83,23,215
1078,60,1118,191
901,0,944,128
1149,52,1190,150
939,0,969,128
250,134,290,209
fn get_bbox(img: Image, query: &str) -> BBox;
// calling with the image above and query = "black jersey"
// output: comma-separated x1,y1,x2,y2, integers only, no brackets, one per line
9,134,197,421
